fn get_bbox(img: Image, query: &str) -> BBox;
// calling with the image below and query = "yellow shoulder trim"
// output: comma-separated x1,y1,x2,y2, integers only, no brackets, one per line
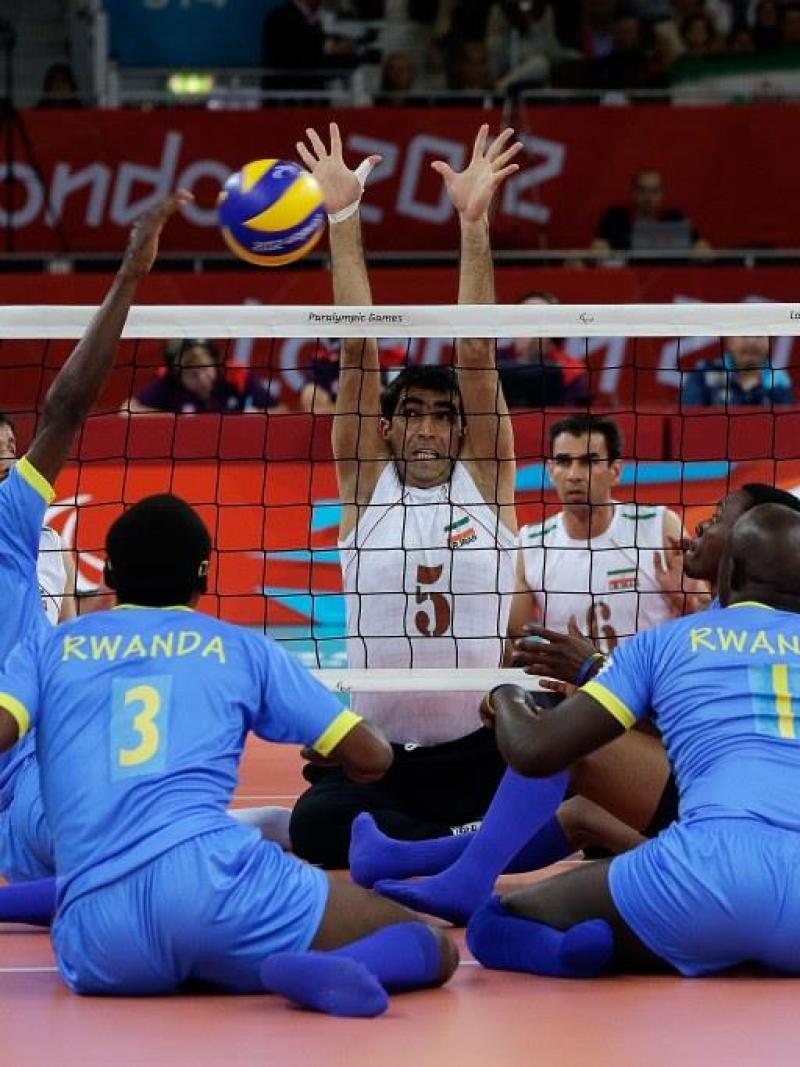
581,681,636,730
728,601,775,612
312,709,363,758
16,457,55,505
0,692,31,740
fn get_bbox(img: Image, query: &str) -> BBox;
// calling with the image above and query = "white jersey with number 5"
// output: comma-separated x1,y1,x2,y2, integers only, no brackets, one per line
340,461,517,745
520,503,672,651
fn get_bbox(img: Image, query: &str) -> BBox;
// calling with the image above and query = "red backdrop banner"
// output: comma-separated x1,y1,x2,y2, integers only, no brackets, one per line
6,105,800,253
1,266,798,408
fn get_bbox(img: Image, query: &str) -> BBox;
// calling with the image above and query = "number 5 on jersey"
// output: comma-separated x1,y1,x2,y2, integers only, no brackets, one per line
110,676,172,780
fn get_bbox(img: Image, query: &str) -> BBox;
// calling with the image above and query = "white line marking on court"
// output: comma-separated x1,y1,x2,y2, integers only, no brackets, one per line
0,966,59,974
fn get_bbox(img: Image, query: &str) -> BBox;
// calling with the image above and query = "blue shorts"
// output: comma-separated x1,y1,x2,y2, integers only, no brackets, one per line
52,824,329,995
610,818,800,976
0,757,54,883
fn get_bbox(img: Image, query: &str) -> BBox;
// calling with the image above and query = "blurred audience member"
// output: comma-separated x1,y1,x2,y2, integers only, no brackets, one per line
492,1,579,92
581,9,662,90
781,3,800,48
727,22,756,52
497,293,590,409
752,0,782,50
262,0,360,92
300,342,408,413
592,168,708,253
130,340,284,415
680,12,719,56
376,50,417,101
445,39,493,91
37,62,82,108
681,336,795,407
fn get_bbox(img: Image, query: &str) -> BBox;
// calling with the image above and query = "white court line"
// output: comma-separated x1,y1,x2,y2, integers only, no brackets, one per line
0,966,59,974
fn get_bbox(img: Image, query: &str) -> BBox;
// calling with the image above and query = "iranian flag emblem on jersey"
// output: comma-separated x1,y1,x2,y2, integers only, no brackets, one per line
445,515,478,548
607,566,637,591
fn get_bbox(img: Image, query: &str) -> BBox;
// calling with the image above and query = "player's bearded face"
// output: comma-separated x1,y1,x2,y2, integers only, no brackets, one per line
383,389,462,488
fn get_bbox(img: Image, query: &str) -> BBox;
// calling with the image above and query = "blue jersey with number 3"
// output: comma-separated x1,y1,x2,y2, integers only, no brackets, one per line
0,606,355,907
583,601,800,830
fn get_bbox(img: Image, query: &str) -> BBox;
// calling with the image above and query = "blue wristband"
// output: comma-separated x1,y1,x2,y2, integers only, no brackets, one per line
576,653,605,687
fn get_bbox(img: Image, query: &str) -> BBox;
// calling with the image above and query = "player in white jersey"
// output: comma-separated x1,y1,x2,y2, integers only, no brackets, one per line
290,122,521,868
508,413,689,652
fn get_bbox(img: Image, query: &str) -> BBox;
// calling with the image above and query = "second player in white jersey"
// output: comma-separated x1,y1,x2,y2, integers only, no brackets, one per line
520,503,673,651
341,460,517,744
37,526,69,624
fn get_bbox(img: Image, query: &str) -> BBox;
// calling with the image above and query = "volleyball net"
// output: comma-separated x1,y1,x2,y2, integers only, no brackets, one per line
2,301,798,693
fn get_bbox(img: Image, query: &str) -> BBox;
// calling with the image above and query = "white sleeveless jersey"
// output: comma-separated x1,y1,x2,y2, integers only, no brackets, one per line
520,503,673,651
340,461,517,745
38,526,66,625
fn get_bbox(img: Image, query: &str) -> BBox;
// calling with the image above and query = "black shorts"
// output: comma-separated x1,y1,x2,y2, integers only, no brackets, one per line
644,773,679,838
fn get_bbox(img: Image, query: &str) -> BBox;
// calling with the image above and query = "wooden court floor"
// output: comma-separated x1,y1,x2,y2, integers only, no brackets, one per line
2,739,799,1067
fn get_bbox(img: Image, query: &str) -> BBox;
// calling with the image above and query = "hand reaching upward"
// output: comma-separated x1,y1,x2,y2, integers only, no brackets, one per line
120,190,193,280
296,122,381,217
433,124,522,222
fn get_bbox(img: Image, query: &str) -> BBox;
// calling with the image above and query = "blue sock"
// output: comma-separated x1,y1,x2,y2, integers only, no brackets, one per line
349,812,471,888
0,877,56,927
330,922,443,992
258,923,444,1017
466,897,613,978
259,955,388,1017
374,770,569,925
505,816,572,874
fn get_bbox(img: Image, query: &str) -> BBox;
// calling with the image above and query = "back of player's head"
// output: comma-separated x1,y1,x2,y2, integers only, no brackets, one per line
725,503,800,609
380,364,466,427
104,494,211,607
548,414,623,462
740,482,800,514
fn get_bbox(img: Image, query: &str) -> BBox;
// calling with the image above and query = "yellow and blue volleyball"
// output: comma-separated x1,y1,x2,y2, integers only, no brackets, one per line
217,159,326,267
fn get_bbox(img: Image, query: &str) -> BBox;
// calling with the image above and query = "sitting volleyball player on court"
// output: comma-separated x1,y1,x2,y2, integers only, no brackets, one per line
0,195,291,924
0,494,458,1014
0,193,192,894
357,413,694,921
354,482,800,921
289,122,524,869
467,502,800,980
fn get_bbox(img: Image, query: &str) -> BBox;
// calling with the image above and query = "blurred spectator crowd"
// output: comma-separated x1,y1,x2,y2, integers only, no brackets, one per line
260,0,800,98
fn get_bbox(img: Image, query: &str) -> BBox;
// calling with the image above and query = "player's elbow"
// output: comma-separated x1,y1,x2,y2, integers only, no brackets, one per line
504,737,567,779
335,721,394,783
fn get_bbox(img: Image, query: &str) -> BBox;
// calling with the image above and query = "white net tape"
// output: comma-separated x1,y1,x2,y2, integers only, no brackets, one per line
2,302,800,339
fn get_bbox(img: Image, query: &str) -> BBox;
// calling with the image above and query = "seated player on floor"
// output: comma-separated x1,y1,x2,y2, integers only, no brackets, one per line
466,502,800,978
0,494,457,1015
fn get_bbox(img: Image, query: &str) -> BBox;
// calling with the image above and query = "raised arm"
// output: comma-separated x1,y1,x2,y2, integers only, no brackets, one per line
26,192,191,486
297,124,387,537
433,126,521,528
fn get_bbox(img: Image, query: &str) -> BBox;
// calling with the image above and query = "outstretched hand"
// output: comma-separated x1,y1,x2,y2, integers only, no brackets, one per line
433,124,522,222
513,617,597,686
296,122,381,216
120,190,193,279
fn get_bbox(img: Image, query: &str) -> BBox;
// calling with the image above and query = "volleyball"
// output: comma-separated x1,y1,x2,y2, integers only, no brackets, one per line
217,159,326,267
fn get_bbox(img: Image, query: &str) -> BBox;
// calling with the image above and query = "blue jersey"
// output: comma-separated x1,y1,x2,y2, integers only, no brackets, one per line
0,606,359,907
0,458,55,798
583,601,800,830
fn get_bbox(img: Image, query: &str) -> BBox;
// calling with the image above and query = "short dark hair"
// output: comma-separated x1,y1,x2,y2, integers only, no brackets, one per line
548,414,623,461
104,494,211,607
380,364,465,425
741,483,800,513
0,412,15,433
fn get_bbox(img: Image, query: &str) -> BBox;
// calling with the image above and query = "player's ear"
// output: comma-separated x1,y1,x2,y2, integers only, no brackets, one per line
378,416,392,440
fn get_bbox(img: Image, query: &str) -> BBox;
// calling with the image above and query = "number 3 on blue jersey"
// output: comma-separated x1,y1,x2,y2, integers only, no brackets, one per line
110,676,172,780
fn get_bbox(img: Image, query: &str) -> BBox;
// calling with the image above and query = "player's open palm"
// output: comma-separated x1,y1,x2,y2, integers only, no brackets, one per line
297,122,381,216
122,190,193,278
433,124,522,222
